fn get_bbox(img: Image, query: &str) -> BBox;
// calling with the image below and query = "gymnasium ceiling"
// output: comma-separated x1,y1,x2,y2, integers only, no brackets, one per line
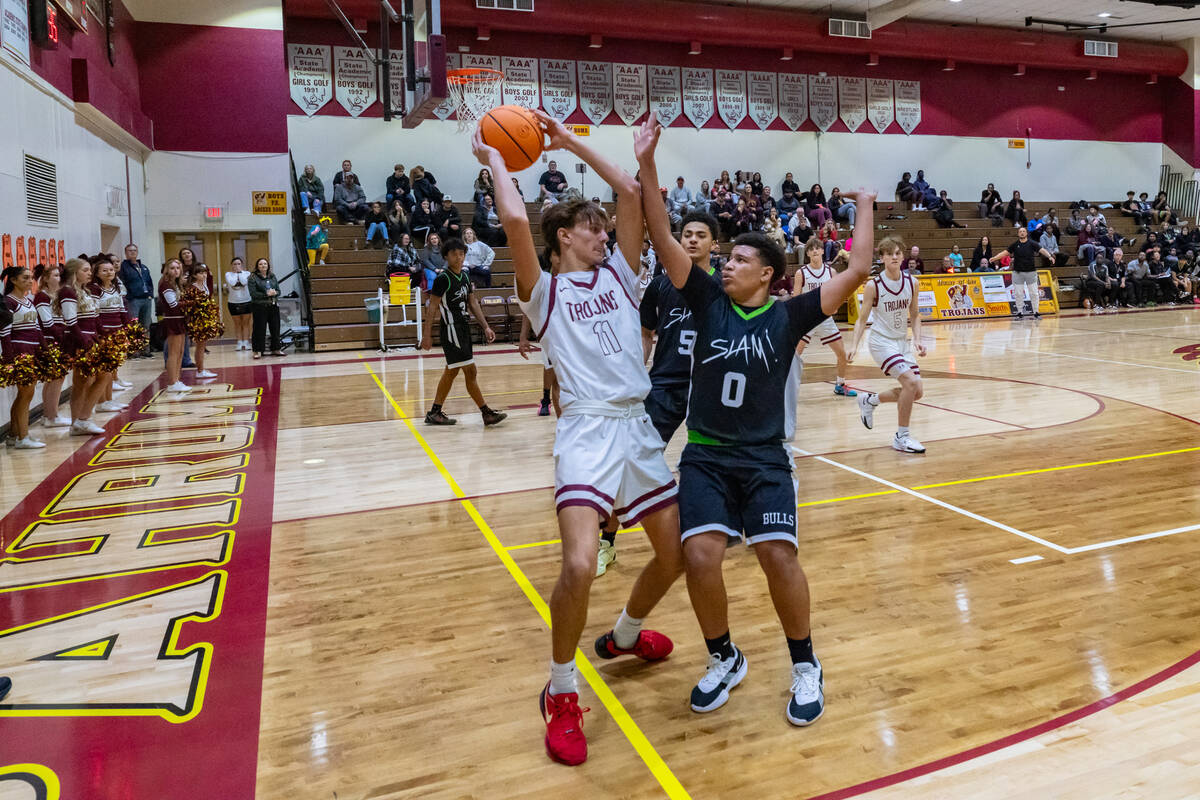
284,0,1200,42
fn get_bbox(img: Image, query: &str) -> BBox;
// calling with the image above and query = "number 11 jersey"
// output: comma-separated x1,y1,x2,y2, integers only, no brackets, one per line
680,265,828,446
518,247,650,412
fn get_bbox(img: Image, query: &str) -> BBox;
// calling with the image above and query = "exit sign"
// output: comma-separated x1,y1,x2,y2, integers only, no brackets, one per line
203,206,224,221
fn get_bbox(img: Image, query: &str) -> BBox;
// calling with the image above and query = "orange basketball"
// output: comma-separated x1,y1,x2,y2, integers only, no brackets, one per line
480,105,544,172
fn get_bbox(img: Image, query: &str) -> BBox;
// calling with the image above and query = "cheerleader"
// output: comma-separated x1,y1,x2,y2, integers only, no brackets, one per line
182,262,222,379
2,266,47,449
91,255,132,413
32,263,71,428
56,258,105,435
158,258,190,393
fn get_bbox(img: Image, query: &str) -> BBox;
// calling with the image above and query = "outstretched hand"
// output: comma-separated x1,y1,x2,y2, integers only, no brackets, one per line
532,109,573,152
841,187,878,205
471,126,501,167
634,112,662,165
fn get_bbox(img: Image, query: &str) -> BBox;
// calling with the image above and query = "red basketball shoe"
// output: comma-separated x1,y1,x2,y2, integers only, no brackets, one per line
539,683,589,766
593,629,674,661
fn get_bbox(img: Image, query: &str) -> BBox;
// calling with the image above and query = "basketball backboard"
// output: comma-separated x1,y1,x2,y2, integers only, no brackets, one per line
399,0,447,128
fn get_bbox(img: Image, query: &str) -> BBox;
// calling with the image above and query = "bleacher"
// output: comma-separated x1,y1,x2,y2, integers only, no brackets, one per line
306,199,1145,351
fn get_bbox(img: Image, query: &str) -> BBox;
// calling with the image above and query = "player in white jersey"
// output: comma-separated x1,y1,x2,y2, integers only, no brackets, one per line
794,239,856,397
473,112,683,767
847,236,927,453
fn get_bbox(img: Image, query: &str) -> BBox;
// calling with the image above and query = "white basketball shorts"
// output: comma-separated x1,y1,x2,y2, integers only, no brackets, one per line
552,407,678,526
868,330,920,378
801,317,843,345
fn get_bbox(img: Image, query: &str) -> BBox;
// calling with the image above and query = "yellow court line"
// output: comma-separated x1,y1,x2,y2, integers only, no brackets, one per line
361,361,690,799
506,527,644,551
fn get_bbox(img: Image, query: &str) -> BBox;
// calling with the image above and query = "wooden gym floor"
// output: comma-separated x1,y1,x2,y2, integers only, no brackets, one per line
1,306,1199,799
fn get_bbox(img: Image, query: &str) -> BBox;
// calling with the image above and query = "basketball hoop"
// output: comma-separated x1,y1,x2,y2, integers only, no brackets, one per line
446,68,505,131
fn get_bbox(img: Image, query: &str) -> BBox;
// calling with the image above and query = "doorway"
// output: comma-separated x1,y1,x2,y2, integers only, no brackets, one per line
162,231,272,334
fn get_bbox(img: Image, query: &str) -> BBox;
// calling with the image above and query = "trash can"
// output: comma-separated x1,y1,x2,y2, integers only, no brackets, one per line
364,296,381,323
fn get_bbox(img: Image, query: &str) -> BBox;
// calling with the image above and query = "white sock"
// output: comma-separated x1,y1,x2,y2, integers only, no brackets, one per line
835,376,845,386
612,607,643,650
897,426,910,438
548,659,578,696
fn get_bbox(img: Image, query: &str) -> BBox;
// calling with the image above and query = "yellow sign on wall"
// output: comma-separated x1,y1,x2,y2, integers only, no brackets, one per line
568,124,591,136
251,191,288,215
1007,139,1026,149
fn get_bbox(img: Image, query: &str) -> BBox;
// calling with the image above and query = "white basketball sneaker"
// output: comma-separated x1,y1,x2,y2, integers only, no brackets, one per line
196,370,218,379
892,432,926,453
596,540,616,577
857,393,878,430
70,419,105,435
43,415,71,428
786,657,825,727
14,436,47,450
690,646,748,713
96,401,125,412
113,379,133,390
167,381,191,393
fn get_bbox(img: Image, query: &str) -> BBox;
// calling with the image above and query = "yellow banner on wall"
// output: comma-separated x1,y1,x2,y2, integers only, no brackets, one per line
915,271,1058,321
251,191,288,214
389,274,411,305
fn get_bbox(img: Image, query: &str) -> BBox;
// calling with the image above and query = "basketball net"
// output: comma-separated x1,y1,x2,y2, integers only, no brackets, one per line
446,68,505,132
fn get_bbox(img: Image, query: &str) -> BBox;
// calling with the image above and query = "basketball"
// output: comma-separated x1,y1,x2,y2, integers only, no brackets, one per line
480,105,544,172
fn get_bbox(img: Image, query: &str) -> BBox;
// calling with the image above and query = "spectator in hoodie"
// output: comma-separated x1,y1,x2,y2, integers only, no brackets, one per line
668,176,693,216
298,164,325,214
1004,190,1028,227
461,228,495,288
472,194,507,247
333,173,367,223
386,164,414,211
828,187,856,227
434,196,463,239
978,183,1003,219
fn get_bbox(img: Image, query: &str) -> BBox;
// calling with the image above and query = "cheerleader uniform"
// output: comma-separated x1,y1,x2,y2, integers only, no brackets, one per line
33,290,71,393
59,284,101,376
1,293,43,387
157,281,187,336
94,283,132,374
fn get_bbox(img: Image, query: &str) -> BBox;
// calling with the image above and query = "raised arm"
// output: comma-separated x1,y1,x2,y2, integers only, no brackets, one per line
634,114,691,289
472,128,541,303
533,109,643,271
818,189,876,316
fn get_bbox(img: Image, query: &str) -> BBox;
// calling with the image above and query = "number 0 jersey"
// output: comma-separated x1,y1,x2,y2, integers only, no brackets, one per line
680,265,828,446
518,248,650,412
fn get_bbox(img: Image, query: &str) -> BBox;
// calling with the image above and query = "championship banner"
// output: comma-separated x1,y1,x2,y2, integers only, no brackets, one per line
808,75,837,131
867,78,894,134
387,50,405,114
915,271,1058,321
0,377,279,798
539,57,577,121
287,44,333,116
333,46,377,117
612,63,648,126
648,65,682,126
895,80,921,134
462,53,503,111
838,76,866,132
778,72,808,130
501,56,539,109
431,53,461,120
578,61,614,125
715,69,747,129
747,71,778,130
682,67,715,128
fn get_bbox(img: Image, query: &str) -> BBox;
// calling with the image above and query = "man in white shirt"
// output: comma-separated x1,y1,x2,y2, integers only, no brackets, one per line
668,176,693,216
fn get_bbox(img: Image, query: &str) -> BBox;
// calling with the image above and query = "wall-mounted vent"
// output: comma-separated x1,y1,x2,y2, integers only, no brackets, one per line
24,154,59,227
1084,40,1118,58
829,18,871,39
476,0,534,10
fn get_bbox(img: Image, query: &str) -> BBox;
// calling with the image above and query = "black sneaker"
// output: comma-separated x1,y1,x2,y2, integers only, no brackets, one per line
690,646,747,713
1032,312,1041,319
424,409,457,425
481,408,508,426
538,398,551,417
0,675,10,701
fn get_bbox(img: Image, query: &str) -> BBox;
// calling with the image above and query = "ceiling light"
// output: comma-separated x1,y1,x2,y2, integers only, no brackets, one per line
942,59,956,71
1013,64,1026,76
589,34,602,48
1086,69,1098,80
781,47,794,60
1097,12,1112,17
476,26,490,41
867,52,879,66
689,40,702,55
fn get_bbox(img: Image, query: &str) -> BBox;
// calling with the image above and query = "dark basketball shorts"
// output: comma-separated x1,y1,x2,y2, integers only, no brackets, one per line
644,382,689,445
440,322,474,368
678,441,798,548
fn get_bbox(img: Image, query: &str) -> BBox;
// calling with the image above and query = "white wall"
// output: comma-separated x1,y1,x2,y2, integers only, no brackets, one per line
122,0,282,29
141,151,296,289
288,115,1166,207
1,59,146,428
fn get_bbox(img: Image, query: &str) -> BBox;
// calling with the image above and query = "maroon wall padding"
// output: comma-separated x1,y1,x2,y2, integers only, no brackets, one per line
28,0,153,147
1162,78,1200,167
134,22,289,153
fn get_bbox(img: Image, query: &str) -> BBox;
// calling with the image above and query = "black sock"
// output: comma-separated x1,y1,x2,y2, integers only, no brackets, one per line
480,405,491,414
600,523,617,546
705,631,735,660
542,388,551,402
787,635,815,666
430,403,442,413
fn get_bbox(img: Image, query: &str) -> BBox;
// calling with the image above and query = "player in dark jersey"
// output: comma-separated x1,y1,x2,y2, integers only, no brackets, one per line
636,111,876,727
640,211,722,444
420,237,507,426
